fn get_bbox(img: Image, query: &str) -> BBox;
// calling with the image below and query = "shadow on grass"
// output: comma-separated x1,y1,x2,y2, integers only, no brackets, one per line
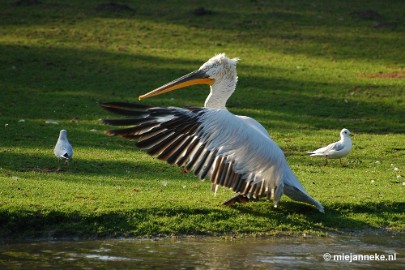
0,151,168,180
1,0,404,64
1,201,402,242
0,206,237,242
220,200,404,234
1,44,404,133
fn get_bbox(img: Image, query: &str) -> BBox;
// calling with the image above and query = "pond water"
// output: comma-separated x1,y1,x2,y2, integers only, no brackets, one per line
0,232,403,269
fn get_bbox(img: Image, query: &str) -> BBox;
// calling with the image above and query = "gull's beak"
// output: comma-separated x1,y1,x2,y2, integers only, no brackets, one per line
138,69,214,100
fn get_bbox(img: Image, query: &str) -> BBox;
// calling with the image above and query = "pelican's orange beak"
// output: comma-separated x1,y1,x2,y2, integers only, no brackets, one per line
138,69,214,100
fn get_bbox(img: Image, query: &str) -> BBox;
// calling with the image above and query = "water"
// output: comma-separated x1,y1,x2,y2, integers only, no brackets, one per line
0,232,403,269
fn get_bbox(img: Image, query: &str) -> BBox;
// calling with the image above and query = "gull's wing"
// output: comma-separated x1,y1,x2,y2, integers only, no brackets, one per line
310,140,343,156
330,141,344,152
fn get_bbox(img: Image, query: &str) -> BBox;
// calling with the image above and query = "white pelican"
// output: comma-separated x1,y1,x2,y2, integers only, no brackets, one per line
54,129,73,164
101,53,324,212
309,128,352,165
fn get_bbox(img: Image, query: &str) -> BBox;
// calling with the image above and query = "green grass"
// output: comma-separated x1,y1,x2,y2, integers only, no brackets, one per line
0,0,404,241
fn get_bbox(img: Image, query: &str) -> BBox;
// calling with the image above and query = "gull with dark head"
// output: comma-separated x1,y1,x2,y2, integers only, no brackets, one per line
101,53,324,212
309,128,352,165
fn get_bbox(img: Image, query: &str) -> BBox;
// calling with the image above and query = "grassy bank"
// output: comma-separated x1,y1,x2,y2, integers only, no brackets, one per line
0,0,404,241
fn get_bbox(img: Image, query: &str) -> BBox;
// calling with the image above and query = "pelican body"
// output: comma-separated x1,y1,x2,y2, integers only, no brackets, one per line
54,129,73,163
309,128,352,165
101,54,324,212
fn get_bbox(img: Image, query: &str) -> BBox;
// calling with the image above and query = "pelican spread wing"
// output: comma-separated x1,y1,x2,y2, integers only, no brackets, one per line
101,102,277,196
101,102,324,212
101,53,324,212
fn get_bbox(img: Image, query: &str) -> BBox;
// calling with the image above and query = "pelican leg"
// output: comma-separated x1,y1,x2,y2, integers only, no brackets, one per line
324,156,328,166
222,194,257,206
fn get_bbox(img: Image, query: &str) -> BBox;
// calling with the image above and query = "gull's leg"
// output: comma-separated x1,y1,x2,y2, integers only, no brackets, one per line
64,158,73,170
56,158,62,171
